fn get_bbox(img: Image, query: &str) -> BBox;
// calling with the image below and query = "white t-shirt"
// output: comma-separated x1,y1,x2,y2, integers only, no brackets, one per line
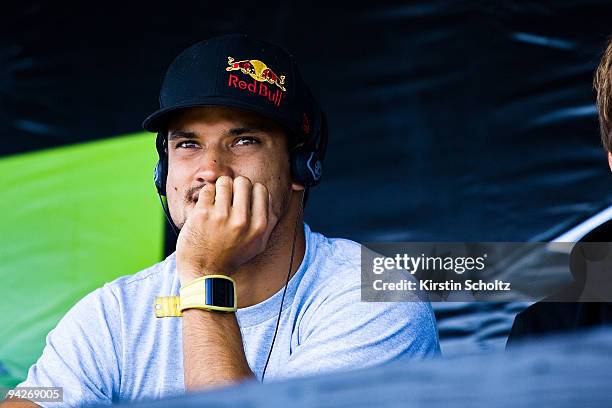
20,223,440,406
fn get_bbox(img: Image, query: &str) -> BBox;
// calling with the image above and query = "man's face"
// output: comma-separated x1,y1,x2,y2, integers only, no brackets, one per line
165,106,302,229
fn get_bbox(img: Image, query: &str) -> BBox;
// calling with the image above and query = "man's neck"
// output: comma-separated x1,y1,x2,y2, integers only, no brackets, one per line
231,193,306,308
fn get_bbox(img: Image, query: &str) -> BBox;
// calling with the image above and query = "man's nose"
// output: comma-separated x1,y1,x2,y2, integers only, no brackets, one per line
194,146,234,184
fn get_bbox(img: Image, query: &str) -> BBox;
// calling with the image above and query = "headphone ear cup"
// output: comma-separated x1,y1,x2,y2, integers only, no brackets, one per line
154,132,168,196
154,158,167,196
290,147,323,188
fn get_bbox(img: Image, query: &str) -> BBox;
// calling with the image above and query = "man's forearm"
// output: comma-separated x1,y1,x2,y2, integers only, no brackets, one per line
0,398,40,407
182,308,254,391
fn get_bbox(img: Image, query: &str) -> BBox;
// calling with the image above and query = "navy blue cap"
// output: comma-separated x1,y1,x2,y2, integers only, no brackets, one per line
142,34,318,140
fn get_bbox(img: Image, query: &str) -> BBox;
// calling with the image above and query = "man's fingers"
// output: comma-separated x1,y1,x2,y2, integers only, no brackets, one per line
232,176,252,218
214,176,233,212
251,183,269,234
197,183,215,207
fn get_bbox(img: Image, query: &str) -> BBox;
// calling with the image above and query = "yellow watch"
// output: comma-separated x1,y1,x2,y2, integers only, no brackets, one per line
154,275,237,318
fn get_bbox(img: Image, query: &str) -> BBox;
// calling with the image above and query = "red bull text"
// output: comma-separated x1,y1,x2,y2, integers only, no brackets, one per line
226,56,287,107
227,74,283,107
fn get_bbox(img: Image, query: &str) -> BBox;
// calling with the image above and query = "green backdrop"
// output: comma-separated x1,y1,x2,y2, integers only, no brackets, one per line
0,133,163,387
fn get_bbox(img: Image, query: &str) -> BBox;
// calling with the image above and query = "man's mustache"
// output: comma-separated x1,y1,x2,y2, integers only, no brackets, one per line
185,184,207,203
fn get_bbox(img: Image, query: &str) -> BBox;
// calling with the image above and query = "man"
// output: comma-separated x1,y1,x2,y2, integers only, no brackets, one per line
3,34,439,407
596,38,612,169
506,38,612,346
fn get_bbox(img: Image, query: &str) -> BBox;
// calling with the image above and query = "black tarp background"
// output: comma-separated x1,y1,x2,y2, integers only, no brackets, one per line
3,1,612,247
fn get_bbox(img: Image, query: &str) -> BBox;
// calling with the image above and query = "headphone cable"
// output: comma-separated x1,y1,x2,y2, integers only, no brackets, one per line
157,193,179,237
261,189,305,381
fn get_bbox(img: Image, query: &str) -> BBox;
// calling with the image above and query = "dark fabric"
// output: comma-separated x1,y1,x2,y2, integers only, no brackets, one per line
507,300,612,347
3,2,612,243
507,220,612,348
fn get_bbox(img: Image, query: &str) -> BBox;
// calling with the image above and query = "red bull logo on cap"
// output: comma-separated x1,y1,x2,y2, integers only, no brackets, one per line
226,56,286,107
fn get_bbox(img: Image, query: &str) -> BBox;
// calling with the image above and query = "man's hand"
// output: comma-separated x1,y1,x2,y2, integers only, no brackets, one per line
176,176,277,284
177,177,268,390
0,398,40,407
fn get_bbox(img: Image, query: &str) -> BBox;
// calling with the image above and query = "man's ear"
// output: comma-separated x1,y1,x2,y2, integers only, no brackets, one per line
608,151,612,172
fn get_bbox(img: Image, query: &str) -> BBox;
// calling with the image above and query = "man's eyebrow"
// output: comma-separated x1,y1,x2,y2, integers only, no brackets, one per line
168,124,274,141
168,130,198,141
225,124,273,136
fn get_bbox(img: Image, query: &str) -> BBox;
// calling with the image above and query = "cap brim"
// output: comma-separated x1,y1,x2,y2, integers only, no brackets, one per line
142,97,297,135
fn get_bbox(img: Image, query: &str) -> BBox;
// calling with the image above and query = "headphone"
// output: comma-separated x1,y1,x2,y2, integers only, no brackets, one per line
288,107,328,190
153,106,328,196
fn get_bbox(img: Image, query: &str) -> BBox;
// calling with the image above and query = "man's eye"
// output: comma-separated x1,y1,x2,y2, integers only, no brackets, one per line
176,141,199,149
234,137,260,147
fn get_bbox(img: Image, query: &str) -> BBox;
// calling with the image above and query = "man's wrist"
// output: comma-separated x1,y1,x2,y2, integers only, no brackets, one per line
178,267,228,285
181,307,235,318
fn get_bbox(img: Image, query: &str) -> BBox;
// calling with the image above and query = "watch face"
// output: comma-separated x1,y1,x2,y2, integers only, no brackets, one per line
205,278,235,308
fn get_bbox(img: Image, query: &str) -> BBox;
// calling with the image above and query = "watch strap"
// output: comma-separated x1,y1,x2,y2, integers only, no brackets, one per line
154,296,182,317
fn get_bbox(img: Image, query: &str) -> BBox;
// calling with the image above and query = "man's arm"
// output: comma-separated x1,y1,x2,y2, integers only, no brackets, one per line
8,286,121,406
177,176,276,390
0,398,40,407
182,310,252,390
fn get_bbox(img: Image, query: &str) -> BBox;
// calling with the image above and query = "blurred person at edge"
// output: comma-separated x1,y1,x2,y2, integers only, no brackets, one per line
506,38,612,347
2,34,439,407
